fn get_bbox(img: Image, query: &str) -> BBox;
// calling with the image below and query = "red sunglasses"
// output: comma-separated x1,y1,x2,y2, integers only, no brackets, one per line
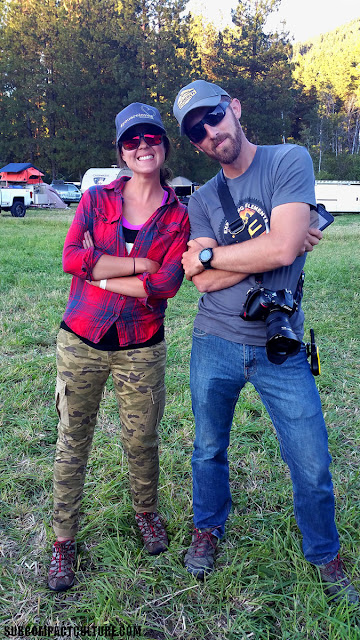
121,132,163,151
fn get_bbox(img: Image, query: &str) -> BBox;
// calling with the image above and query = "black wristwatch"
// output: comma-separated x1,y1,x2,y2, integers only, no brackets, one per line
199,247,214,270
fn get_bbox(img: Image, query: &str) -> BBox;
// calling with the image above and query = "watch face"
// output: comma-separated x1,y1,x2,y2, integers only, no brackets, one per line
200,248,212,262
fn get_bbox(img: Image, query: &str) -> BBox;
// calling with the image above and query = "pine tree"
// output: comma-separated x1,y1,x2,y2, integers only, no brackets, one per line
0,0,198,180
0,0,50,167
212,0,294,144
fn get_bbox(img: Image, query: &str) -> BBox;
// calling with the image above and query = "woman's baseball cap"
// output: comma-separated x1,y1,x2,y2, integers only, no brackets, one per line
115,103,166,143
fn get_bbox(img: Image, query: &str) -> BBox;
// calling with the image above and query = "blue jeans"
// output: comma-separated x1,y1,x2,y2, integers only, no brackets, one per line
190,328,339,565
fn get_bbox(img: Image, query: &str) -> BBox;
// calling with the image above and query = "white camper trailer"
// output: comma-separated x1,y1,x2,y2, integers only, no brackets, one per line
169,176,197,204
315,181,360,214
81,167,132,193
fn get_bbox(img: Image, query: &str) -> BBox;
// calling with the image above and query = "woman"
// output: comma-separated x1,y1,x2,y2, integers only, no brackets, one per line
48,103,189,591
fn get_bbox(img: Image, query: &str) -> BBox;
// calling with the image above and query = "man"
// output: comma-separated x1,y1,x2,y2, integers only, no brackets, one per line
172,79,358,603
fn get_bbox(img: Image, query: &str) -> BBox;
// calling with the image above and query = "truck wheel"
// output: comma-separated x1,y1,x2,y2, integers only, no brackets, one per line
11,201,26,217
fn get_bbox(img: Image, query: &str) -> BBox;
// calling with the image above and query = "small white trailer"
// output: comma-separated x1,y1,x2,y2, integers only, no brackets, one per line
169,176,195,204
315,181,360,213
81,167,132,193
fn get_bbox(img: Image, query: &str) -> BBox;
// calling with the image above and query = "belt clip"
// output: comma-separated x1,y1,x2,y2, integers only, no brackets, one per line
306,328,321,376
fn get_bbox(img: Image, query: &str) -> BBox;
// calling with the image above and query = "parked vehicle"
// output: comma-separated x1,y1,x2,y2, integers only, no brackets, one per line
80,167,132,193
0,186,32,217
50,180,82,205
170,176,198,205
0,162,38,216
0,163,68,214
315,181,360,213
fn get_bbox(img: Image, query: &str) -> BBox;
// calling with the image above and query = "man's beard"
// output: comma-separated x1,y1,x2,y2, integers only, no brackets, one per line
208,111,242,164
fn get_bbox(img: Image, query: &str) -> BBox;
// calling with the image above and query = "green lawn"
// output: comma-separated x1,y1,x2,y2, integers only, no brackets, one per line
0,209,359,639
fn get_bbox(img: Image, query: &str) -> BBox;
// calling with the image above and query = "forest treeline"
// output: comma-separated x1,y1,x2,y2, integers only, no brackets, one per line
0,0,359,183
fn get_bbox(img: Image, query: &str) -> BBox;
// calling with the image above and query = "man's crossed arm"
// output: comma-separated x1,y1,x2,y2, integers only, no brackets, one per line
182,203,323,293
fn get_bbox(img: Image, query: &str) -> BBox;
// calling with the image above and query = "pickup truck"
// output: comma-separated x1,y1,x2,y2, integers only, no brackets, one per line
0,186,33,216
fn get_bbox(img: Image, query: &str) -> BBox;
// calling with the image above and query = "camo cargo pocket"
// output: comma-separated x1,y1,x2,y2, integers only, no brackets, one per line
121,381,166,439
55,375,70,427
150,382,166,430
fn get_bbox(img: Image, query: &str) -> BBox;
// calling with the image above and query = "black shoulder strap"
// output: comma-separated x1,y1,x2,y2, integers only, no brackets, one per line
215,170,243,233
215,170,263,283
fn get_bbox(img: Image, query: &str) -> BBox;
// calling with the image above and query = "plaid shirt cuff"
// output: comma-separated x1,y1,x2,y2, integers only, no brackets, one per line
81,247,103,280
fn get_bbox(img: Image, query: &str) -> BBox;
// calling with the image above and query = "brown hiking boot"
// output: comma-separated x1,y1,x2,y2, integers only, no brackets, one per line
135,512,168,555
48,539,76,592
318,553,359,604
184,527,218,580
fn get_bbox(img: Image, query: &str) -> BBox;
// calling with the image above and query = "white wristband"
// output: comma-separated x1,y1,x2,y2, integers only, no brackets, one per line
99,279,107,290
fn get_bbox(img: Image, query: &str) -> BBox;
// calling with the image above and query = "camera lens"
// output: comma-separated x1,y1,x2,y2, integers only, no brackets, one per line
265,310,301,364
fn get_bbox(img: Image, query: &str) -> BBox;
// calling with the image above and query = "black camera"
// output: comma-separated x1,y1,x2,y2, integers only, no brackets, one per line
240,287,301,364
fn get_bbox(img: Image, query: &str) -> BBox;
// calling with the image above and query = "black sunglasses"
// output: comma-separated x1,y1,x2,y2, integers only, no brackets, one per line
186,101,230,143
121,132,163,151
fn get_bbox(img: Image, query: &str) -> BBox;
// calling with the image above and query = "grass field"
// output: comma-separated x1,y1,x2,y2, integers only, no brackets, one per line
0,209,359,640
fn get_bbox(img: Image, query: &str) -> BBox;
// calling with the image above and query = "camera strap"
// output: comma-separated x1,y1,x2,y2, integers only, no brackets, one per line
216,170,264,283
216,170,243,235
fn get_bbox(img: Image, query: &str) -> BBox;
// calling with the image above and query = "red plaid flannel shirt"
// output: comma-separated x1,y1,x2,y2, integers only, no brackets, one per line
62,177,189,345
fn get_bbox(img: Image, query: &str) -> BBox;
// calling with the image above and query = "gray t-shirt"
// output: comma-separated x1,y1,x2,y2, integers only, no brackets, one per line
188,144,317,346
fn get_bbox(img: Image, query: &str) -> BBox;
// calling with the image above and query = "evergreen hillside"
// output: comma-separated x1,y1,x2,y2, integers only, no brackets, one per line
291,18,360,176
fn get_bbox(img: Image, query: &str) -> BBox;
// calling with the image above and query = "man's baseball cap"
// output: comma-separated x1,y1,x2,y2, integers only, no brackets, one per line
115,103,166,143
173,80,230,135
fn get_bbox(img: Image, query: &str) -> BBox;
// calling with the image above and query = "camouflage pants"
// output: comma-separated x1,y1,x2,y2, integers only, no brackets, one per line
53,328,166,538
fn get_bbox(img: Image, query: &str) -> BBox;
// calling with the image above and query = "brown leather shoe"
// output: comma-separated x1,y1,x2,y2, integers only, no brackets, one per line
184,528,218,580
48,539,76,591
318,553,359,604
135,512,168,555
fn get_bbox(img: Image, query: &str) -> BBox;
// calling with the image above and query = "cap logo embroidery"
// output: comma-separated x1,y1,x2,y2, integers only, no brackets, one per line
141,105,156,117
120,113,155,128
177,88,197,110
